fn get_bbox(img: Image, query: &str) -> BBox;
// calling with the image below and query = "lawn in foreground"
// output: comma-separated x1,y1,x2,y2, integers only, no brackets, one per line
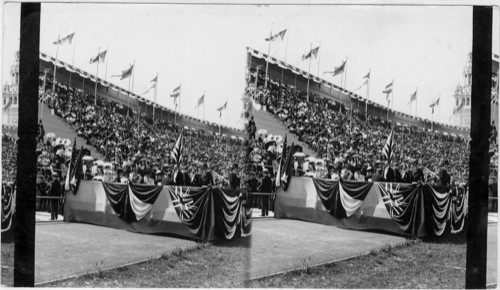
248,232,467,288
1,242,14,287
43,238,251,288
45,230,468,288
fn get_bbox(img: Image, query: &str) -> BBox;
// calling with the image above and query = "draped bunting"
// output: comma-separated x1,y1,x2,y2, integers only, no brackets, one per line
67,181,249,241
1,185,15,233
377,183,425,237
167,186,214,240
290,178,468,237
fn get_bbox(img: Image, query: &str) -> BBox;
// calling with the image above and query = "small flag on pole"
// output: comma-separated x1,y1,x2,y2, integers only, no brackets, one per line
363,71,371,79
111,64,134,80
265,29,287,42
196,94,205,108
53,33,75,45
217,101,227,116
408,90,417,105
382,81,393,94
429,98,440,113
89,50,107,64
324,60,346,77
302,46,320,61
382,129,394,163
171,131,184,167
151,75,158,83
171,85,181,98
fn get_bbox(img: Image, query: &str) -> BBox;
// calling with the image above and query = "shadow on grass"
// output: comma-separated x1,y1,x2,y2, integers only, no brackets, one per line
211,236,251,248
421,223,467,245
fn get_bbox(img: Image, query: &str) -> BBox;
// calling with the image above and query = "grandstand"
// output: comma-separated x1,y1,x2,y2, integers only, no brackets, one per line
246,47,470,138
39,52,245,138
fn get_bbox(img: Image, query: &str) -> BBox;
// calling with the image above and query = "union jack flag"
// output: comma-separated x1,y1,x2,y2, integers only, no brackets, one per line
170,187,195,222
381,183,407,218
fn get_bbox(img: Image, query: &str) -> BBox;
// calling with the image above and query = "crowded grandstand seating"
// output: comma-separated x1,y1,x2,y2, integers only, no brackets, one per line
37,74,246,188
245,68,474,185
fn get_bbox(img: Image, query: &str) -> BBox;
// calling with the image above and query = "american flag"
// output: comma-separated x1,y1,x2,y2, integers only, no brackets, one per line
171,130,184,166
382,129,394,163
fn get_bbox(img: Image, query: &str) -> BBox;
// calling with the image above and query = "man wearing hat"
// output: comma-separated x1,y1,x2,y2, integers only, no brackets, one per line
259,168,273,217
202,163,215,186
47,171,61,221
229,163,240,190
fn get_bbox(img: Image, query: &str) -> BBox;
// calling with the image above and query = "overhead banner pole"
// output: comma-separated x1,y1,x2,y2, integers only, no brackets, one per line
94,47,100,106
68,34,76,88
52,33,60,92
264,24,273,89
306,43,312,102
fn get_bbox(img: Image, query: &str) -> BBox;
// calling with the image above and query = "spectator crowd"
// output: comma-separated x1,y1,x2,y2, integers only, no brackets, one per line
244,67,481,187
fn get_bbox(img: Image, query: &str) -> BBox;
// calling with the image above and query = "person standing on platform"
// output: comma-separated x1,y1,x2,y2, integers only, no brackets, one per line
47,171,61,221
202,163,215,186
259,169,273,217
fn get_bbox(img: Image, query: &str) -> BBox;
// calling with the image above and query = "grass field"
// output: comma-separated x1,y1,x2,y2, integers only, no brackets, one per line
1,242,14,287
42,238,251,288
41,230,468,288
247,238,466,288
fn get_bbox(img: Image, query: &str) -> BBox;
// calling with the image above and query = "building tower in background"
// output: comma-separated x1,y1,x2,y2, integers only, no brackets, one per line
2,51,20,129
452,53,498,129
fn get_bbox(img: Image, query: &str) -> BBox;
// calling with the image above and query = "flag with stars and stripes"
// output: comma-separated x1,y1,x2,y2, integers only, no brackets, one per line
382,129,394,163
171,131,184,167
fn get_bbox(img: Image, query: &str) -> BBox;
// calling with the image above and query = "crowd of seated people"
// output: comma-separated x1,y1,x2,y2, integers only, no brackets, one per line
244,68,472,186
36,75,246,189
2,133,17,185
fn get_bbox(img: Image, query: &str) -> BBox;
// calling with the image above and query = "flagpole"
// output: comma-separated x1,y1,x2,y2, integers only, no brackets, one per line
307,43,312,102
69,35,76,88
203,93,206,122
127,73,131,118
366,70,370,120
281,36,288,84
153,73,158,121
105,46,109,82
264,25,273,89
317,41,321,77
226,101,229,126
94,47,100,106
52,34,60,92
41,68,48,121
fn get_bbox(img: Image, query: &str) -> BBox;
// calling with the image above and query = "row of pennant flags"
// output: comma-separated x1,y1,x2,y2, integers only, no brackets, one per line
52,27,470,120
259,28,462,116
52,32,230,117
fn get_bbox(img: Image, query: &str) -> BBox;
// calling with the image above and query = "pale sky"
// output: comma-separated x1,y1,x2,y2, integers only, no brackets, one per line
2,3,499,129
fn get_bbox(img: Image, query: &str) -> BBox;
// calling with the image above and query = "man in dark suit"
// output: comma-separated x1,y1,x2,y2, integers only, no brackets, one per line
191,168,204,187
47,171,61,221
173,165,184,186
229,164,241,190
202,163,214,186
384,165,395,182
259,169,273,217
182,166,191,187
